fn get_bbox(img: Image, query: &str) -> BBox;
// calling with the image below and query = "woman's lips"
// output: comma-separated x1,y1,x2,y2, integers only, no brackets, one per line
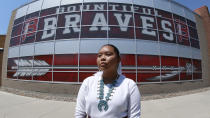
100,62,107,67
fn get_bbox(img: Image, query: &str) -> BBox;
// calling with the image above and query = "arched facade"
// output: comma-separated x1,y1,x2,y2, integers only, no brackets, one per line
2,0,209,95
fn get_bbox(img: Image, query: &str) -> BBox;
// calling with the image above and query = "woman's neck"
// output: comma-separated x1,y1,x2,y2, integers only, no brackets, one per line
102,71,118,84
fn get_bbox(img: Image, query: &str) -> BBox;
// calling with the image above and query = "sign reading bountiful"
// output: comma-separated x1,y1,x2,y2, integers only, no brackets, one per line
8,0,202,83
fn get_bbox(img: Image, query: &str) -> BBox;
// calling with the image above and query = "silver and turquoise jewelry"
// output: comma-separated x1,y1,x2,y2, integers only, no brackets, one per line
97,75,119,112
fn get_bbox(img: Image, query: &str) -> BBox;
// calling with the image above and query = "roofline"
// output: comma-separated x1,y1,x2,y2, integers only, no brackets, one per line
15,0,201,16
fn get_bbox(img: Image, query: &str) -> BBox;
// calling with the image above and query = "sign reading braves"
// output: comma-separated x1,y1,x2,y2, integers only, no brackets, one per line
11,2,199,48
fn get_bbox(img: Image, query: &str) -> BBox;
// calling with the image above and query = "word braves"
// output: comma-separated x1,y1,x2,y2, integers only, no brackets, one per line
41,12,176,41
11,2,198,46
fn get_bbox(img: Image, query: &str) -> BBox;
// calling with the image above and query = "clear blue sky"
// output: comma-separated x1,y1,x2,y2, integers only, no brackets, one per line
0,0,209,35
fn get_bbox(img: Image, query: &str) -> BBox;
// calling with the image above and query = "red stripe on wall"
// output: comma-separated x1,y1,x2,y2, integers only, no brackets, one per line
79,72,95,82
137,72,161,82
33,72,52,81
53,72,78,82
79,54,97,65
54,54,78,66
121,54,136,66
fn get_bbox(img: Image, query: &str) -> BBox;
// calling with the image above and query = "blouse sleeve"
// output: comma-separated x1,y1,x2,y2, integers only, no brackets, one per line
127,82,141,118
75,78,89,118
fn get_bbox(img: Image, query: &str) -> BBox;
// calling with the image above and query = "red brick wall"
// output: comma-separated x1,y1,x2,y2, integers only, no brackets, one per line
0,35,6,86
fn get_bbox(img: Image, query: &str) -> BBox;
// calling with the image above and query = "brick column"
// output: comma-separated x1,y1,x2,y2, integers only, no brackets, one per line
195,6,210,85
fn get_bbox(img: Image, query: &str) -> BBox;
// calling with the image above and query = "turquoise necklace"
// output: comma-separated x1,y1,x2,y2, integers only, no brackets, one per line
97,75,119,112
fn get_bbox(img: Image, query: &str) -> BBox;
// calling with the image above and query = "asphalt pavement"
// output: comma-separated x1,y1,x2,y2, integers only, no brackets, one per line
0,89,210,118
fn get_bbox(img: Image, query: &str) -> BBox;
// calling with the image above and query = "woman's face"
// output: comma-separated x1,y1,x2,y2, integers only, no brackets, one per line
97,46,120,72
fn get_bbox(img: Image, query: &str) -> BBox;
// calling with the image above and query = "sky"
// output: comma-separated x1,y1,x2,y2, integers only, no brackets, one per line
0,0,209,35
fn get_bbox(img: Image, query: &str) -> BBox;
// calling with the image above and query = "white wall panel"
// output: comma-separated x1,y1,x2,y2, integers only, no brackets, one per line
80,39,108,53
61,0,83,5
171,2,185,16
55,40,79,54
184,8,195,21
192,48,202,59
109,39,135,54
34,41,54,55
42,0,61,10
27,0,43,14
20,44,34,57
159,42,178,57
154,0,171,12
15,5,28,19
84,0,108,3
133,0,154,7
8,47,20,58
177,45,192,58
109,0,132,4
136,40,159,55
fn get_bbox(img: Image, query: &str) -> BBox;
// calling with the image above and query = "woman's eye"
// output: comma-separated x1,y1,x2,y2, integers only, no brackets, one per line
106,53,112,56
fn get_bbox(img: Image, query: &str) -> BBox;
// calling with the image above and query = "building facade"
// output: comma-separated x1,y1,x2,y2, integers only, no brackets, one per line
1,0,210,95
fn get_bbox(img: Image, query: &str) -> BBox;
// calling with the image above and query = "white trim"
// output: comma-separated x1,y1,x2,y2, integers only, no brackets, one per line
184,8,196,22
136,40,159,55
159,42,178,57
55,39,79,54
133,0,154,7
41,0,61,10
8,47,20,58
27,0,43,14
153,0,171,12
80,39,108,53
177,45,193,59
84,0,108,3
171,1,185,17
34,41,54,55
8,39,201,59
109,39,136,54
109,0,132,4
20,44,34,57
15,5,28,19
192,47,202,60
61,0,83,5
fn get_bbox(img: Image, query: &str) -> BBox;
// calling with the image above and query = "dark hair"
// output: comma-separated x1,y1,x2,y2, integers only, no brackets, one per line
101,44,120,58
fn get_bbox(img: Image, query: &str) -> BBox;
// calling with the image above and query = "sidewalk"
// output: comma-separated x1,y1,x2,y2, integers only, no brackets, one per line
0,89,210,118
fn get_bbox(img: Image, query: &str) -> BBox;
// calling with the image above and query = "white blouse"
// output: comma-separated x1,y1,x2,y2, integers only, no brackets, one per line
75,74,141,118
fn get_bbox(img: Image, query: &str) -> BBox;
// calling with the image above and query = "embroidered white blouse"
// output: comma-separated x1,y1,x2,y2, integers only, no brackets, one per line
75,74,141,118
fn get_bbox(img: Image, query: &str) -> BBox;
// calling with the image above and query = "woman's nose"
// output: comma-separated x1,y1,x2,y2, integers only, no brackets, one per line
100,55,106,61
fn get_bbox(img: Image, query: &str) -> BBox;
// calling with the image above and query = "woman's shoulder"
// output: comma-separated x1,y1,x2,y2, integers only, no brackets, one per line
122,76,140,96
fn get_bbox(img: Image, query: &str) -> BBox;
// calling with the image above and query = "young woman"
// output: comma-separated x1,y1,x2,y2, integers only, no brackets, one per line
75,44,141,118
